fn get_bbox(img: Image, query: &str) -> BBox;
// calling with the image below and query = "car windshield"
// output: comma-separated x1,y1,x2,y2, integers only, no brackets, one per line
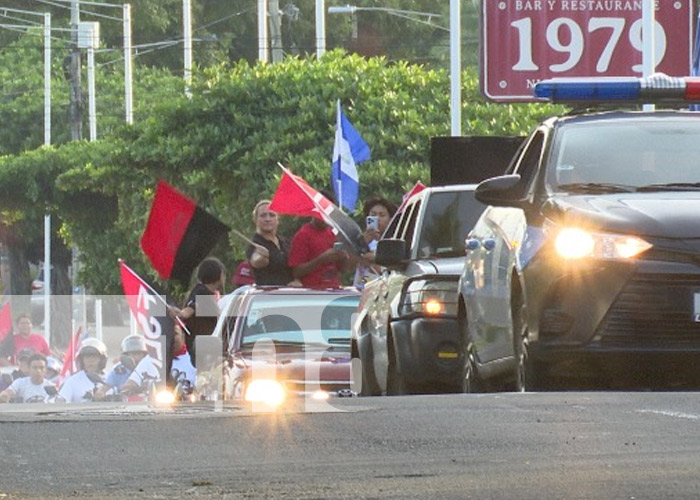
239,293,359,348
416,190,484,258
547,118,700,193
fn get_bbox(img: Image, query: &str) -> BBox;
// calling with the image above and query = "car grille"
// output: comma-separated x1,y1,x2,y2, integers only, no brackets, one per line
596,273,700,347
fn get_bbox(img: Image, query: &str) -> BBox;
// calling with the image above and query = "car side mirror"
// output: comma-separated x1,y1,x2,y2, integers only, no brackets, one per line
375,239,407,267
475,174,526,207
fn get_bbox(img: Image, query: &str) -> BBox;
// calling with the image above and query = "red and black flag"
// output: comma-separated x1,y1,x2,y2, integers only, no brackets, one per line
140,180,229,284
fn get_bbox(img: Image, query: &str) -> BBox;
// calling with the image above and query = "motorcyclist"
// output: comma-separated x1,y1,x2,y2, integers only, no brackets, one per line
56,338,108,403
96,334,153,399
120,336,161,395
0,353,57,403
11,348,36,380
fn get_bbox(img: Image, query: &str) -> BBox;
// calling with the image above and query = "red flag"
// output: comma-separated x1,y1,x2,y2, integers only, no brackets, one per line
140,180,229,284
119,260,177,369
270,166,368,255
0,302,11,343
269,168,334,222
57,326,86,384
396,181,427,213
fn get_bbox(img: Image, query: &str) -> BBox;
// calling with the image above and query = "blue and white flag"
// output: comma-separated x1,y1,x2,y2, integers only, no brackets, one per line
332,100,370,212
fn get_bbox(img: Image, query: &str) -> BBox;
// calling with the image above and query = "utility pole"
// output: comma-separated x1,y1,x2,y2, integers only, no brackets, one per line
316,0,325,57
258,0,268,62
70,0,83,141
183,0,192,95
269,0,283,63
450,0,461,136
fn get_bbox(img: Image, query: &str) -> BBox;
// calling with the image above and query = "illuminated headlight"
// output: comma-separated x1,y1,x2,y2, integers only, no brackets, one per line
400,279,459,316
554,228,652,260
154,389,176,406
244,379,286,407
311,390,330,401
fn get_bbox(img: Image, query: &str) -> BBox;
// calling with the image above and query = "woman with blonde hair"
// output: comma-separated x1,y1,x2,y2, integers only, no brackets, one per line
246,200,296,286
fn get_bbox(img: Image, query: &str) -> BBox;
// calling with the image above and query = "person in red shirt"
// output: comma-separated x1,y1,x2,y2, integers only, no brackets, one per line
0,313,51,365
288,216,348,289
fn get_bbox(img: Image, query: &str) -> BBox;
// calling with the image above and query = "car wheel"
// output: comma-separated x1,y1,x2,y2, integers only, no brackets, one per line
386,332,406,396
386,359,406,395
461,343,482,393
352,339,381,397
458,310,482,393
512,288,535,392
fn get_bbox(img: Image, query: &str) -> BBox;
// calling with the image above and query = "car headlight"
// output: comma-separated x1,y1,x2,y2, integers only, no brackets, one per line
244,379,286,407
554,228,652,260
154,388,176,406
399,279,459,317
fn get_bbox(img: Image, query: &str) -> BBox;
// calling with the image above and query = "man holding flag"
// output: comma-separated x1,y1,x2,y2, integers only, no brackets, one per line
332,100,371,213
288,190,349,289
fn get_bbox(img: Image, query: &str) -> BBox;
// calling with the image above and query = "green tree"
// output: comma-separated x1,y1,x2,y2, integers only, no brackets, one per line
0,51,563,303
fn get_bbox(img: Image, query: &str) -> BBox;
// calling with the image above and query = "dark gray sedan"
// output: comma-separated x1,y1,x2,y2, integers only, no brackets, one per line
459,82,700,391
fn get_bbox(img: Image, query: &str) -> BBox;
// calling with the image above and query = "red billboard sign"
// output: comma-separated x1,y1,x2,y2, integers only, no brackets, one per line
481,0,694,102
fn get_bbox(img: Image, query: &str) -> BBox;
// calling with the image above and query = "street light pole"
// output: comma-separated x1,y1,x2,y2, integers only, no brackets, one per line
123,4,133,123
316,0,326,57
258,0,268,62
642,0,655,112
183,0,193,95
449,0,460,136
78,21,100,141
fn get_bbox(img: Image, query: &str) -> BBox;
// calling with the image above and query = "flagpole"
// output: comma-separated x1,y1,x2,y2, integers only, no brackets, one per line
335,99,343,212
118,259,192,336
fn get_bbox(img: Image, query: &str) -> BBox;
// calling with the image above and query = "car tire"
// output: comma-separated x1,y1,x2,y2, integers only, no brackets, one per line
461,343,482,393
458,310,482,393
352,339,381,397
386,360,406,395
386,331,407,396
512,287,537,392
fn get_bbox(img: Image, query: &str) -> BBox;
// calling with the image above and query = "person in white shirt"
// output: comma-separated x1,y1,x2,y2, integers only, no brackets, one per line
57,338,108,403
0,353,56,403
95,334,163,399
122,350,161,395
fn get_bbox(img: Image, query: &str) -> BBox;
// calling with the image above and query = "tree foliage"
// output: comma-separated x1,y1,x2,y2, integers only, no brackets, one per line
0,49,564,296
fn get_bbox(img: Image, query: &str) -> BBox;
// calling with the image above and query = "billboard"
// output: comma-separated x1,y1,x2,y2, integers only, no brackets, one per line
481,0,693,101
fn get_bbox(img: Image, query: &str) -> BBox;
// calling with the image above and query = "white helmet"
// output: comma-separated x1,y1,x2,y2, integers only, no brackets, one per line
121,334,147,354
77,338,108,371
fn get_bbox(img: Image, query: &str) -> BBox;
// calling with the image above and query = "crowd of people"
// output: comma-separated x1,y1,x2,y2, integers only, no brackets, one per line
243,193,396,290
0,190,400,404
0,329,165,404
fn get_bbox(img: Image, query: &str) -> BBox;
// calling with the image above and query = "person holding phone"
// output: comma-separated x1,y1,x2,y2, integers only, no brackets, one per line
353,196,397,289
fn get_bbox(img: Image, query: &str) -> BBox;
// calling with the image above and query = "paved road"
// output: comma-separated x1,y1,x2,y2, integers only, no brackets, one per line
1,392,700,499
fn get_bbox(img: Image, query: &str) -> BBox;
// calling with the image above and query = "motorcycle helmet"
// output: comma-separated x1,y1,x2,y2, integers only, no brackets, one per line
45,356,62,380
120,334,147,354
76,338,108,371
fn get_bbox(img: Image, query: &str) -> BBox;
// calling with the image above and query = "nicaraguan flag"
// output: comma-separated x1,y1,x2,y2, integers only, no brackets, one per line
332,100,370,212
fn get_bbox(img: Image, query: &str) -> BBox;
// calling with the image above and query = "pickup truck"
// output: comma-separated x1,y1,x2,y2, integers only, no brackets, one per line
351,184,485,395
